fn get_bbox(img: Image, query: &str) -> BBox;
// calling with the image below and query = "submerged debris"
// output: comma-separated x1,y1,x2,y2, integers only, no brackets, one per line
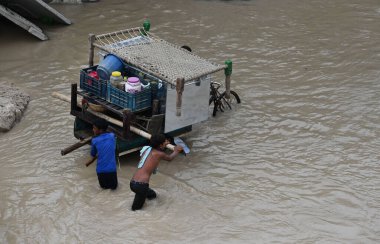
0,85,30,132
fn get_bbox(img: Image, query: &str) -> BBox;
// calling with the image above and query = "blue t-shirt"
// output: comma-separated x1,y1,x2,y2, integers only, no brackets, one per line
91,132,117,173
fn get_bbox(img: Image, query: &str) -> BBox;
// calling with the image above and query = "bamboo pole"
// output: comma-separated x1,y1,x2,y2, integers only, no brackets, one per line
176,78,185,116
122,109,131,138
152,99,159,115
51,92,175,151
61,137,92,156
88,34,96,67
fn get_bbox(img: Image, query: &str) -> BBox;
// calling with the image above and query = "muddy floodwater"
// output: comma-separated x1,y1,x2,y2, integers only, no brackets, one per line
1,0,380,243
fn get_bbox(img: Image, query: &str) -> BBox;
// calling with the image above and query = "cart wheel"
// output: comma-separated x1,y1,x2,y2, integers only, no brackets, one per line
208,97,217,117
220,90,241,108
212,102,219,117
210,90,241,116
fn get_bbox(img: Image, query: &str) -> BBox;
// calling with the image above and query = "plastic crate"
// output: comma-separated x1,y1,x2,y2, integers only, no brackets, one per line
80,66,108,99
108,85,152,111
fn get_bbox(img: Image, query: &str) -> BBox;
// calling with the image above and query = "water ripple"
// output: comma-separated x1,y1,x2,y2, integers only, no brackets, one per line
1,0,380,243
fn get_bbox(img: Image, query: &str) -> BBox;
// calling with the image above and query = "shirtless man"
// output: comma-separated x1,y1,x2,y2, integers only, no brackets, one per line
130,134,183,211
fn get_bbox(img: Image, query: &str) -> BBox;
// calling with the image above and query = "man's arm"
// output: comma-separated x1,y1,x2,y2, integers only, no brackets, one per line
161,146,183,161
90,142,97,157
85,156,97,167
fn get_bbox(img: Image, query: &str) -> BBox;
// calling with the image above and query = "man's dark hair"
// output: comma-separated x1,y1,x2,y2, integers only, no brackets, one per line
93,118,108,131
150,134,166,149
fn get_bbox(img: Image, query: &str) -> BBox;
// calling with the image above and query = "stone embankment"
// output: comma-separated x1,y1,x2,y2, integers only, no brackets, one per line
0,85,30,132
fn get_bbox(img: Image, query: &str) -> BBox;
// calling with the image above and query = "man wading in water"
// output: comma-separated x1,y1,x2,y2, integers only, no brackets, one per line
130,134,183,210
85,119,118,190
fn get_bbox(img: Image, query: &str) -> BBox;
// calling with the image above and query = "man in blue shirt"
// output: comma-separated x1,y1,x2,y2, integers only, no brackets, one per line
86,118,118,190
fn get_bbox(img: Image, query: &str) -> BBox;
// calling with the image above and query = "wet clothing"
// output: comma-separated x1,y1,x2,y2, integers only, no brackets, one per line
130,180,157,211
137,146,157,174
138,146,152,168
91,132,117,173
98,172,118,190
91,132,118,189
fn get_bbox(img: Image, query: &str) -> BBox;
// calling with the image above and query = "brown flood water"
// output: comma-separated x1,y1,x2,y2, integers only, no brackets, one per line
1,0,380,243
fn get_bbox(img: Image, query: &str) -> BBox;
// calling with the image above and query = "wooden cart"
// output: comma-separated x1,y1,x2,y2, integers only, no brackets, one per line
60,21,239,156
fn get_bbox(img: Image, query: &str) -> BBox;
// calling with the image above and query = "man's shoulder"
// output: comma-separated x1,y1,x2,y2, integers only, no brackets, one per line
151,149,166,157
93,132,115,142
103,132,115,139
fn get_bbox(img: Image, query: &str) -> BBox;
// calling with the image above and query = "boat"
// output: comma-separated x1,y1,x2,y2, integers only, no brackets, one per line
58,20,239,156
0,0,71,40
0,4,48,40
0,0,71,24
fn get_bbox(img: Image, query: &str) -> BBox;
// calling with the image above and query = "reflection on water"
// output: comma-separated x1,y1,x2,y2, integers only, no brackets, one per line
1,0,380,243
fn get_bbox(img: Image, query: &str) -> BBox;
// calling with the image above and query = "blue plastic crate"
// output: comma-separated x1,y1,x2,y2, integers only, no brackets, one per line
108,85,152,111
80,66,108,99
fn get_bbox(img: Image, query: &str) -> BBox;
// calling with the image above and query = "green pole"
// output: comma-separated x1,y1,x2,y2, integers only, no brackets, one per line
224,60,232,99
224,60,232,76
142,19,151,36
